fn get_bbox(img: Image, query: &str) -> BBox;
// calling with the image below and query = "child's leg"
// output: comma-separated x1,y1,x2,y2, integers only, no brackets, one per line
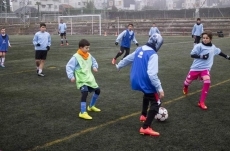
89,88,100,107
38,60,45,74
183,71,199,91
1,52,6,67
199,70,211,107
114,46,125,59
64,35,68,44
141,94,149,117
0,52,3,64
81,90,88,113
60,35,64,45
123,48,130,59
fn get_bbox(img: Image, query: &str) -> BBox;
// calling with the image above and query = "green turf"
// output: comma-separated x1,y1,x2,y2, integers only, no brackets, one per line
0,35,230,151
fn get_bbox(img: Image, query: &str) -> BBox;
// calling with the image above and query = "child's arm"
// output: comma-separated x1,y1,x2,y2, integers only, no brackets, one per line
148,27,152,37
217,47,230,59
192,25,195,37
32,34,39,46
116,49,136,70
66,57,78,82
132,34,138,46
156,27,161,35
91,56,98,72
48,34,51,46
190,45,209,59
115,30,126,44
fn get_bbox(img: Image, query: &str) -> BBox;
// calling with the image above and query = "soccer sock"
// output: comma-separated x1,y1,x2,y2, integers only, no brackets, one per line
115,52,122,59
81,102,86,113
38,69,42,74
89,93,99,107
199,79,210,103
142,98,149,117
1,57,5,64
143,110,156,129
61,39,63,44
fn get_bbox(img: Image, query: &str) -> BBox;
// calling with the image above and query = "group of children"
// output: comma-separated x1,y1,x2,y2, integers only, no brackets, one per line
1,18,229,137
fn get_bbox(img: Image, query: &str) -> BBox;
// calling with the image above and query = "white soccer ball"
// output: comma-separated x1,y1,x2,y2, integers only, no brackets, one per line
155,107,168,121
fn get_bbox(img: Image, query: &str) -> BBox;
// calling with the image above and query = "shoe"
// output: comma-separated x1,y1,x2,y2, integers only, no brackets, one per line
79,112,92,120
183,86,188,95
140,127,160,136
36,70,39,74
66,43,69,46
87,106,101,112
1,64,5,67
140,115,147,122
38,72,45,77
112,58,116,65
198,102,208,110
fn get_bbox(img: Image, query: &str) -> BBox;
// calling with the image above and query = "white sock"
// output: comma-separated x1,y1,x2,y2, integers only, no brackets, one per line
36,67,39,70
39,69,42,74
1,58,5,64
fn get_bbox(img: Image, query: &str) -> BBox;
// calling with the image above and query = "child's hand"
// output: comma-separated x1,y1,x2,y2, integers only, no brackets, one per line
158,91,164,99
93,67,98,72
9,45,11,47
70,78,75,83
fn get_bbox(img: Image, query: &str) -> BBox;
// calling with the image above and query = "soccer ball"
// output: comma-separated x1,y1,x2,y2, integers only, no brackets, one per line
155,107,168,121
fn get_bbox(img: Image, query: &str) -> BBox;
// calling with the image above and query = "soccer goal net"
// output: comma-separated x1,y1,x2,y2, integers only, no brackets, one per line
58,14,101,35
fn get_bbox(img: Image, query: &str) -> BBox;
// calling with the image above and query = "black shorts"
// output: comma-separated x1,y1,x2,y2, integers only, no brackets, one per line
35,50,48,60
80,85,99,93
60,32,66,37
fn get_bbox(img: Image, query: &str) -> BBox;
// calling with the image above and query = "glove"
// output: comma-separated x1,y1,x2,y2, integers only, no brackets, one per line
115,42,118,46
201,53,209,60
36,43,40,46
136,43,139,47
46,46,50,51
226,55,230,60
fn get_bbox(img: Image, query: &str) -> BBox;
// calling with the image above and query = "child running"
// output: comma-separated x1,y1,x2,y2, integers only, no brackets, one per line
66,39,101,120
0,27,11,67
183,30,230,110
116,33,164,136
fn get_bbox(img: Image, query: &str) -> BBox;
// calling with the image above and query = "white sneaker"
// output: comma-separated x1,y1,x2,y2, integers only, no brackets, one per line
1,64,5,67
38,72,45,77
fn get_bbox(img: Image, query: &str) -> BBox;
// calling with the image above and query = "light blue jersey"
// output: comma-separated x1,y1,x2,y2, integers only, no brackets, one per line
149,27,160,37
117,45,162,93
59,23,67,33
33,31,51,51
192,24,203,36
66,54,98,79
116,30,138,48
190,43,221,71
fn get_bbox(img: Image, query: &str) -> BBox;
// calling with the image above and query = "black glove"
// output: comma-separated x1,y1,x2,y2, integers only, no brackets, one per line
192,35,193,38
201,53,209,60
136,43,139,47
115,42,118,46
36,43,40,46
46,46,50,51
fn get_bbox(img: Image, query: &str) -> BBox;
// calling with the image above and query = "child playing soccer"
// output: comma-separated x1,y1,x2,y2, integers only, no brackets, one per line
148,23,161,37
0,27,11,67
183,30,230,110
66,39,101,120
116,33,164,136
192,18,204,45
111,23,138,64
59,19,68,46
33,23,51,77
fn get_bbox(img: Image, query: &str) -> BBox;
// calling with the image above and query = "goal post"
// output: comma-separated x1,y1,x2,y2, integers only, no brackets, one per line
58,14,102,36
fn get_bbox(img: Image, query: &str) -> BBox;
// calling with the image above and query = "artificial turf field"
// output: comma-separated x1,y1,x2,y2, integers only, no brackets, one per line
0,35,230,151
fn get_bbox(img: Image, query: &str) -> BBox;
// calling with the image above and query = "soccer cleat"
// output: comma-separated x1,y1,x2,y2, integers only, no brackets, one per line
79,112,92,120
140,127,160,136
1,64,5,67
66,43,69,46
140,115,147,122
198,102,208,110
87,106,101,112
38,72,45,77
183,86,188,95
112,58,116,65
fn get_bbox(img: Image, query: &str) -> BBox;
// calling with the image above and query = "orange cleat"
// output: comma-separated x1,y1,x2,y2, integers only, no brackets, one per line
140,127,160,136
198,102,208,110
183,86,188,95
140,115,147,122
112,58,116,65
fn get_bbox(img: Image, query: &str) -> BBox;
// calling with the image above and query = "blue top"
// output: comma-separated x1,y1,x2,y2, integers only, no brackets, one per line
117,45,163,93
0,34,10,51
59,23,67,33
116,30,138,48
190,43,221,71
66,54,98,79
149,27,161,36
192,24,203,36
33,31,51,51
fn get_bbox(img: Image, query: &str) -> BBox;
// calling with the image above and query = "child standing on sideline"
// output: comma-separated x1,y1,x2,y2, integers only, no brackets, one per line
33,23,51,77
148,23,161,37
66,39,101,120
183,31,230,110
58,19,68,46
115,33,164,136
0,27,11,67
192,18,204,45
111,23,138,64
